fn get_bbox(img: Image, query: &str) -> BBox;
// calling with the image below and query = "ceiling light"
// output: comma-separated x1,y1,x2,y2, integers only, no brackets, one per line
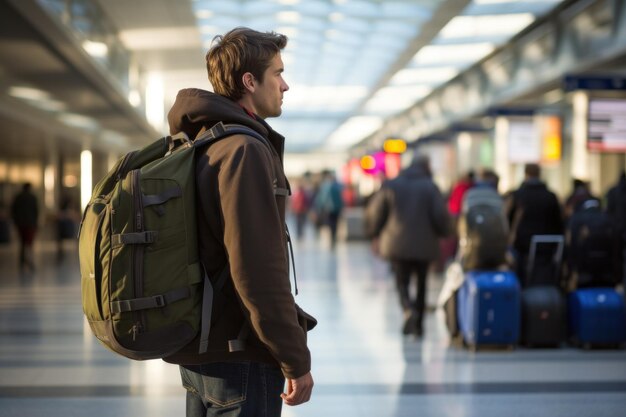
146,73,164,131
59,113,99,131
30,99,66,112
412,43,495,65
283,85,367,110
389,67,460,85
439,14,535,39
195,10,214,19
364,86,431,114
329,12,344,22
82,40,108,58
324,116,384,151
8,86,49,101
200,25,219,34
128,90,141,107
277,11,301,23
277,0,300,5
276,26,299,38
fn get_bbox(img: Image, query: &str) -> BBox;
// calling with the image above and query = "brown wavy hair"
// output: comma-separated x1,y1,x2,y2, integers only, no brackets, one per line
206,27,287,101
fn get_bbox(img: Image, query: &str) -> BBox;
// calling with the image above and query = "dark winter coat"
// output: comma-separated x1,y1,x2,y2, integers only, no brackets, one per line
506,179,563,255
365,164,450,262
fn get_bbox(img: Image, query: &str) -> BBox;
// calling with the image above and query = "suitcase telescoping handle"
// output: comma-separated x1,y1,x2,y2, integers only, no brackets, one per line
527,234,564,282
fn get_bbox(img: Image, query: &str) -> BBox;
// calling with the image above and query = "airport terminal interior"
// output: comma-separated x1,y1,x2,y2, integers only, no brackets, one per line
1,0,626,416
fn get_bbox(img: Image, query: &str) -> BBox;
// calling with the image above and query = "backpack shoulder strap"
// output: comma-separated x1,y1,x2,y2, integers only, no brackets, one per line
192,122,272,354
193,122,269,149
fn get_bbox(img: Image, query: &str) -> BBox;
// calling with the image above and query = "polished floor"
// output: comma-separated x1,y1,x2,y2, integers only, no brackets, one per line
1,220,626,417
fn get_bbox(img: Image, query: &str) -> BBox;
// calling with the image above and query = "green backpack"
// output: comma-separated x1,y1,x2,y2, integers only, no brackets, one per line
78,122,264,360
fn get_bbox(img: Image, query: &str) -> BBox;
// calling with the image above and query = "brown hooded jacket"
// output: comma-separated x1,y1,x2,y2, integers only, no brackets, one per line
163,88,312,379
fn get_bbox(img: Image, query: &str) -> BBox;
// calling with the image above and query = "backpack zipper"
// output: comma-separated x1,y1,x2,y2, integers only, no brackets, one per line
131,170,145,340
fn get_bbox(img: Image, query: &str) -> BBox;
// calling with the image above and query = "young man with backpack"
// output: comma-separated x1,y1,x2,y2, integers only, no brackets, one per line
164,27,314,416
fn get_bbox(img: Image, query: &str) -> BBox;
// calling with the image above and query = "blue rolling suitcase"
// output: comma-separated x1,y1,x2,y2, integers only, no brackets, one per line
458,270,521,348
568,288,626,347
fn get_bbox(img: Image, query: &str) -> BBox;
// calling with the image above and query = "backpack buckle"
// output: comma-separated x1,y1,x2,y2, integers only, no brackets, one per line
153,295,165,307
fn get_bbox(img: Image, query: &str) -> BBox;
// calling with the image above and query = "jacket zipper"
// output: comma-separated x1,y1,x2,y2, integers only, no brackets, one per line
131,170,145,340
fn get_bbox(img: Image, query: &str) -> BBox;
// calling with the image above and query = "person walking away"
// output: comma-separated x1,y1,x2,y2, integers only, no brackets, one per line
290,180,311,240
56,194,78,262
564,178,593,222
163,27,315,416
11,182,39,271
365,155,450,337
505,163,562,284
314,170,344,248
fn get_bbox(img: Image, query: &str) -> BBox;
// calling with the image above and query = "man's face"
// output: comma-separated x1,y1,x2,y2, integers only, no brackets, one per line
251,53,289,119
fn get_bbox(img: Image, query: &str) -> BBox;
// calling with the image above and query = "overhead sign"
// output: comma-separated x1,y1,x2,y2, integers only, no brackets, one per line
507,119,541,163
588,98,626,152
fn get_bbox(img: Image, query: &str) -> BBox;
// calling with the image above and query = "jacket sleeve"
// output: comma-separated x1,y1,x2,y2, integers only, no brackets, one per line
217,138,310,379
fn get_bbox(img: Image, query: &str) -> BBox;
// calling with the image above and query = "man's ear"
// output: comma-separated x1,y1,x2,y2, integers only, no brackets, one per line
242,72,255,93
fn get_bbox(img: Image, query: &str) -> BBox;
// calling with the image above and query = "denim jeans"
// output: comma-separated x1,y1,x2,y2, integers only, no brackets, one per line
180,362,285,417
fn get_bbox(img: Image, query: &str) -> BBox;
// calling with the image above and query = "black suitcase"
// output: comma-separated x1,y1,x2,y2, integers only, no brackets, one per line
525,235,564,287
521,235,567,347
521,285,566,347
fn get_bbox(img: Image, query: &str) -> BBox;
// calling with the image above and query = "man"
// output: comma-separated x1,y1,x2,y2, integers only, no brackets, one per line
11,182,39,271
365,155,450,337
506,163,562,283
164,27,314,416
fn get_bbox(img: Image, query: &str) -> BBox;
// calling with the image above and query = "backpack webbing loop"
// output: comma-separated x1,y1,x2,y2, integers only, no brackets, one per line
110,286,193,314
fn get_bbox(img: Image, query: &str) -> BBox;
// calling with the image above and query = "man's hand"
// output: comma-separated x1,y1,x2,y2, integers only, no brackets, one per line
281,372,313,406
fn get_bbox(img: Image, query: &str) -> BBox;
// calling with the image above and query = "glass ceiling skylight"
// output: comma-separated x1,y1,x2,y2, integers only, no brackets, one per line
191,0,566,153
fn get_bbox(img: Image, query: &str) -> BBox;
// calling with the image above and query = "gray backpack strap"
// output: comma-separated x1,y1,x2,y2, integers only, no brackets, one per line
198,270,214,354
198,263,232,354
194,122,272,354
228,324,251,353
194,122,270,150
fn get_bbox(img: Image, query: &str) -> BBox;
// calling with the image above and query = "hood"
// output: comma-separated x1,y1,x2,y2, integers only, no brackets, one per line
167,88,286,157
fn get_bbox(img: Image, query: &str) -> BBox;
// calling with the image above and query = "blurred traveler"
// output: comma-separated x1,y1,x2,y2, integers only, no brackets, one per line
11,182,39,271
365,155,450,337
314,170,344,248
505,163,562,282
457,168,508,271
165,27,315,416
438,171,474,269
56,194,78,262
448,170,475,217
290,179,312,240
605,171,626,292
564,178,594,221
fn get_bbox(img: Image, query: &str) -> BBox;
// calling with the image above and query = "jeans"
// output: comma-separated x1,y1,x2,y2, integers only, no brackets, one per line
180,362,285,417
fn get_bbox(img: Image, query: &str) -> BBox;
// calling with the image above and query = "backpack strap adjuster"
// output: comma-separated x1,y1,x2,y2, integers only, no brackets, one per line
112,231,158,248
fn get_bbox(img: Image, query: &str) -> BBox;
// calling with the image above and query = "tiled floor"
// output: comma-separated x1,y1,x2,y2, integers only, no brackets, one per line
1,222,626,417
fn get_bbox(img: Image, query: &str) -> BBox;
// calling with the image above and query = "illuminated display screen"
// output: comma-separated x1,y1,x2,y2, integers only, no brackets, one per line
588,99,626,152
